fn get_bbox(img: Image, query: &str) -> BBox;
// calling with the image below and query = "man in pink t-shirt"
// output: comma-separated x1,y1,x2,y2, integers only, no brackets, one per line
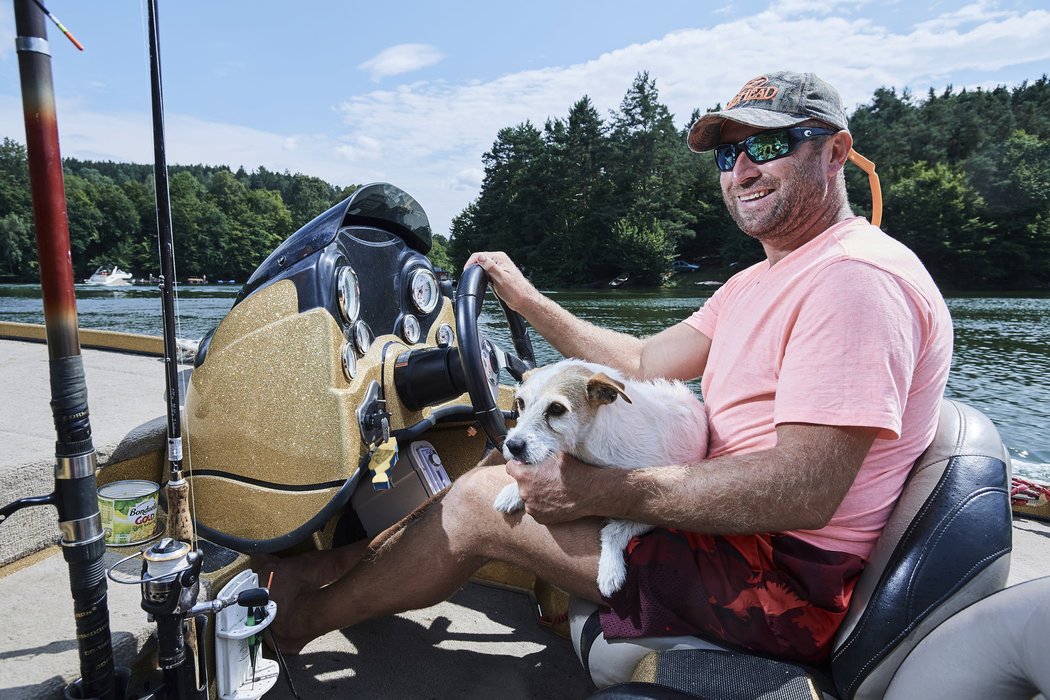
685,215,952,561
265,72,952,667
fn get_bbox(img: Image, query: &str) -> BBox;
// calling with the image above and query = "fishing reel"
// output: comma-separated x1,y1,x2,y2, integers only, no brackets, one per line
139,539,202,671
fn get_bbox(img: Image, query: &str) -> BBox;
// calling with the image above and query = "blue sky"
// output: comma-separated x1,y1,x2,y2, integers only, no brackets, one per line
2,1,1049,239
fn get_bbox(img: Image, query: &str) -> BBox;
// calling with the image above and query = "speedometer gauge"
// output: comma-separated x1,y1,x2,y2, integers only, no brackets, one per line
408,269,439,314
337,265,361,323
353,320,374,354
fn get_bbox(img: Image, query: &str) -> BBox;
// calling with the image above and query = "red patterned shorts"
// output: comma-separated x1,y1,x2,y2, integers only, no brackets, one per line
599,529,865,664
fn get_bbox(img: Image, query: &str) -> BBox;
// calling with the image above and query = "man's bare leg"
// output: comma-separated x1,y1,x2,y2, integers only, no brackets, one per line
255,447,508,589
254,539,371,589
268,464,605,653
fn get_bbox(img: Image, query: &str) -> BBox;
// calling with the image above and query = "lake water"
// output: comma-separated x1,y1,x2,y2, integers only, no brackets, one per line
2,283,1048,481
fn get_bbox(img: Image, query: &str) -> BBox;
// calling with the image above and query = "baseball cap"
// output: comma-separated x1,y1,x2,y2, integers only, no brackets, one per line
688,72,849,152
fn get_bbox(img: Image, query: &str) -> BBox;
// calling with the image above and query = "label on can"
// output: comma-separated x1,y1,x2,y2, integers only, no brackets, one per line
98,480,160,546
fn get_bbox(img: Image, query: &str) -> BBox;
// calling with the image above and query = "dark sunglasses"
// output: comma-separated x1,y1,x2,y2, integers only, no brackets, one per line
714,126,836,172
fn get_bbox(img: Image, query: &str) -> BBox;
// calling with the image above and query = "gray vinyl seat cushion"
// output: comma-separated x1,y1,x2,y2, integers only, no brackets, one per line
885,575,1050,699
570,399,1013,699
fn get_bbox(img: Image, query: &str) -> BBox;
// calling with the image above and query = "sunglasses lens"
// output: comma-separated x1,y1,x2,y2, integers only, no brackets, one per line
746,131,791,163
714,145,736,172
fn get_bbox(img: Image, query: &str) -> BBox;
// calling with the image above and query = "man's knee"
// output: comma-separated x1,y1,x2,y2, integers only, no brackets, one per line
445,464,513,515
476,447,506,468
416,465,515,562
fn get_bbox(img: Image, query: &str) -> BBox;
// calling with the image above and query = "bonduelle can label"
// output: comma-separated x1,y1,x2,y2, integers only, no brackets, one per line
98,480,160,546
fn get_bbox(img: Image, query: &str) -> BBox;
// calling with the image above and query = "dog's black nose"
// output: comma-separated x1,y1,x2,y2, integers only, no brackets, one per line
505,437,526,459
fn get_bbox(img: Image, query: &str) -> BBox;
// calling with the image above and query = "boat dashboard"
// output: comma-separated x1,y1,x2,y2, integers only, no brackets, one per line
183,183,531,553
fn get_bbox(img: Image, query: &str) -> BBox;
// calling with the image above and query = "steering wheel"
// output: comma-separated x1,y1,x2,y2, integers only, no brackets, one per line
455,264,536,448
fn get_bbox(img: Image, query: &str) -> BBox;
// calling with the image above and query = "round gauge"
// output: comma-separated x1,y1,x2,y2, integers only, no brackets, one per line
337,266,360,324
408,268,439,315
353,321,374,354
401,314,421,344
437,323,454,347
341,341,357,381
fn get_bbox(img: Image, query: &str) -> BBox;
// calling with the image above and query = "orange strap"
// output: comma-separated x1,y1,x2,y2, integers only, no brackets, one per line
848,149,882,228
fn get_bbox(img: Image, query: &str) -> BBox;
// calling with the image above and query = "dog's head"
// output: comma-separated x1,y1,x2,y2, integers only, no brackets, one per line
503,360,632,464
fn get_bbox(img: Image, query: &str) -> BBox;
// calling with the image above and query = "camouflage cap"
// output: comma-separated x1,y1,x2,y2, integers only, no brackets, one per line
688,72,849,152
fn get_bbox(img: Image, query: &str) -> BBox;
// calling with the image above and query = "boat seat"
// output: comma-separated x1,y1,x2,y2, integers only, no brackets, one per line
569,399,1013,699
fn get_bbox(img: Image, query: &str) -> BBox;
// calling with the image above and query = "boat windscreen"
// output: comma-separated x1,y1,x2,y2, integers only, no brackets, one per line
239,182,432,302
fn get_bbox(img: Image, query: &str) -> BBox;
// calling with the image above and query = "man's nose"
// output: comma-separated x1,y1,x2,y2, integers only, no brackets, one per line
731,149,761,182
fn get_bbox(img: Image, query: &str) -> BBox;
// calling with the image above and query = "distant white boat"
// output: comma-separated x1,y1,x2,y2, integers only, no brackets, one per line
84,265,133,286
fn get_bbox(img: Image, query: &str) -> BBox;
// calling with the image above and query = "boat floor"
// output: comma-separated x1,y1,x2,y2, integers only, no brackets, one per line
1,337,1048,698
0,545,591,699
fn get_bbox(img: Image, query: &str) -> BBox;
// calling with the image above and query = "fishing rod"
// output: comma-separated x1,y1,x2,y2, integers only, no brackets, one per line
140,4,289,695
143,0,208,697
0,1,118,698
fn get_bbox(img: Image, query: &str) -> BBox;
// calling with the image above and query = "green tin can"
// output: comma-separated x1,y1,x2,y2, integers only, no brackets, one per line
98,480,160,546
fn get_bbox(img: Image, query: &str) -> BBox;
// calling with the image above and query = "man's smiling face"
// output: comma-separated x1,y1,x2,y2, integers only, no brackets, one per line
718,121,831,248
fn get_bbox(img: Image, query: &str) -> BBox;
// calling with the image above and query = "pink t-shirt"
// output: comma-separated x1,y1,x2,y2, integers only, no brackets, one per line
684,217,953,559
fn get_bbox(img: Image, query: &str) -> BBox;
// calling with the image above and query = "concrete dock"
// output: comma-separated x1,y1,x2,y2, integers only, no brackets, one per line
0,337,593,699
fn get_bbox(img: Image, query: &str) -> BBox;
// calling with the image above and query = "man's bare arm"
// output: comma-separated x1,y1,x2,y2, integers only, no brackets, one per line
509,423,880,533
464,251,711,380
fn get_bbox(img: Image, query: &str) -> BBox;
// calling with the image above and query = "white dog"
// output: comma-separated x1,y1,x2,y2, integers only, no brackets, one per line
493,358,709,597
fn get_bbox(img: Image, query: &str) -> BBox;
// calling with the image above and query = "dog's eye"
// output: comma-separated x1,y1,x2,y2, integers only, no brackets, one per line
514,397,525,412
546,402,567,417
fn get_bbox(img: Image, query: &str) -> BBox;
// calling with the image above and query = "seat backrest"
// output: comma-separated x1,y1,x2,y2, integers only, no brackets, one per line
830,399,1012,699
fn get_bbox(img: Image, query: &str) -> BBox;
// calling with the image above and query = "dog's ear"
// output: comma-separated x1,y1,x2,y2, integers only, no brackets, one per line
519,367,538,385
586,372,633,406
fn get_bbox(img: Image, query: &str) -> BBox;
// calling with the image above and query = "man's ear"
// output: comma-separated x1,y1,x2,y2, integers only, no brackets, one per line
586,372,633,406
827,129,853,177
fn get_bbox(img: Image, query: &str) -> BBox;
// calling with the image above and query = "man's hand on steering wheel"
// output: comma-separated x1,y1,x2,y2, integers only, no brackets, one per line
463,251,539,315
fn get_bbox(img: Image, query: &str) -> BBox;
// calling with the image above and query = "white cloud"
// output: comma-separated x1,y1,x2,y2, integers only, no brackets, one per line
359,44,444,81
450,168,483,192
913,1,1011,32
766,0,874,18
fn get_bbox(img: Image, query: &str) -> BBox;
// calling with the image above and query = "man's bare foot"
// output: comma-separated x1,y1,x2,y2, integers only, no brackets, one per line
259,567,316,656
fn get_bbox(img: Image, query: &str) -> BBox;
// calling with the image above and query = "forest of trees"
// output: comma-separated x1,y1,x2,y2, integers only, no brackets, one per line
1,74,1048,289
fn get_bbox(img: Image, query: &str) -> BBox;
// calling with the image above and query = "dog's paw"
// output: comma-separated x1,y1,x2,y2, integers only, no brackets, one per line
596,520,651,597
597,549,628,597
493,483,525,513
